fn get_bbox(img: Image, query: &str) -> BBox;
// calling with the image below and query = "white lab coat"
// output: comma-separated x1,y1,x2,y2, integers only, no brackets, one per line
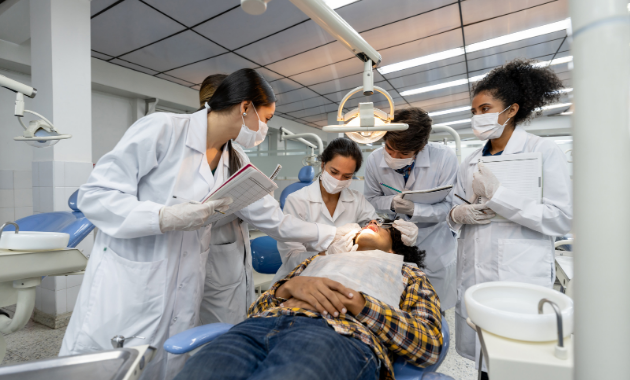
271,180,378,284
449,127,572,361
59,109,336,380
364,144,458,310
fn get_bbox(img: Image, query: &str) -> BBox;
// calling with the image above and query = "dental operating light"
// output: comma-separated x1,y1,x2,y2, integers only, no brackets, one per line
0,74,71,148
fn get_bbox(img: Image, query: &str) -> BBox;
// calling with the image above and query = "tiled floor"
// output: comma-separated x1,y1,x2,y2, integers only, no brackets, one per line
1,308,477,380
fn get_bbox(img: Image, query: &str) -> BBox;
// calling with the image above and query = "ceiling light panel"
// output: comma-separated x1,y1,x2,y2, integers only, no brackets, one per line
386,61,467,90
466,43,560,72
466,19,570,53
324,0,359,9
433,118,471,127
409,92,471,113
428,106,471,117
379,48,465,75
464,30,566,61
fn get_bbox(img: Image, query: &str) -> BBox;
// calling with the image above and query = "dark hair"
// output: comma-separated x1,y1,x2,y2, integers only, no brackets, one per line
318,137,363,173
386,219,426,269
208,68,276,174
198,74,228,109
384,107,432,154
472,58,564,125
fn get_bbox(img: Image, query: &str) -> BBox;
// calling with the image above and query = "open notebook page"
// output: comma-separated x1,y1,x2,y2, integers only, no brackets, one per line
477,152,543,204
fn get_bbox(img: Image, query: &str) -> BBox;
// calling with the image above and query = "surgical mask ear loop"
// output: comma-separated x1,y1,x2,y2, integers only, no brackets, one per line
498,105,513,127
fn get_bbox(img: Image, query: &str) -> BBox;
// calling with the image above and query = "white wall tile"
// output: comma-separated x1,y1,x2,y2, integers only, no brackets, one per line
52,162,65,187
14,207,33,220
66,286,81,312
35,286,42,310
39,187,54,213
0,171,13,189
0,190,15,208
13,171,32,189
32,187,40,212
38,161,53,187
14,188,32,207
53,187,67,211
66,274,84,288
32,163,39,187
0,208,15,222
64,162,92,187
64,187,79,208
40,288,55,314
54,289,67,314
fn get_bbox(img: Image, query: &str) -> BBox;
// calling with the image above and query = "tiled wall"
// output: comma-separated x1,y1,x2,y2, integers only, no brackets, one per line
0,170,33,222
32,161,94,213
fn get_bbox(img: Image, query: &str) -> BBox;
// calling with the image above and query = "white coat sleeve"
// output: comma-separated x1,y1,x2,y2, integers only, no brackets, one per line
408,150,458,224
77,114,172,239
276,195,321,270
356,193,379,224
446,159,471,233
486,142,572,236
237,195,336,252
364,154,396,215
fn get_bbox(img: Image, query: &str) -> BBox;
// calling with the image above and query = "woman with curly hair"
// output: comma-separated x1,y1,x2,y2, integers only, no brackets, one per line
447,59,572,370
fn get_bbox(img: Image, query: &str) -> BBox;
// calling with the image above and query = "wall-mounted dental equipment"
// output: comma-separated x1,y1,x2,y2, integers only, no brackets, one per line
241,0,408,144
0,74,71,148
279,127,324,166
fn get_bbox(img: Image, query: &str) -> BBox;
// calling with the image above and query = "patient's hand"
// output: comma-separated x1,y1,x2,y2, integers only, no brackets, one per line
276,276,354,318
335,289,366,316
281,298,317,312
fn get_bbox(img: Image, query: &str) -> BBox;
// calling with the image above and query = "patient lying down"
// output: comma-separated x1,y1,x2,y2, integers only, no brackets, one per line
175,220,443,380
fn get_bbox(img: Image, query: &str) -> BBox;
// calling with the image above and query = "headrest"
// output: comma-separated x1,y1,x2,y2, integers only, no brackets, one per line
68,190,80,212
298,166,315,182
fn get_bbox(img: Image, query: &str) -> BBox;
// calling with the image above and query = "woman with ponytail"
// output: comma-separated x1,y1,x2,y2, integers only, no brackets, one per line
60,68,349,380
448,59,572,374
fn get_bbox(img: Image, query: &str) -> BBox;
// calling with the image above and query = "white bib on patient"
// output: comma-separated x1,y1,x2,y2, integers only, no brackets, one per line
299,250,407,309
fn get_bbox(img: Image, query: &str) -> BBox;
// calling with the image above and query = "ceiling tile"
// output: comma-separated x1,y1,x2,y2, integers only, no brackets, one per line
464,31,566,60
387,62,468,91
194,0,309,50
276,96,333,113
324,82,394,103
191,84,201,90
276,87,321,105
461,0,561,25
119,31,227,72
91,0,121,16
287,103,339,118
464,0,568,45
235,20,335,66
269,78,304,95
92,51,113,60
156,74,196,86
309,72,385,95
466,42,561,72
381,55,465,81
400,76,470,103
289,58,365,87
163,53,256,84
142,0,239,27
266,42,354,78
408,91,471,113
256,68,286,83
110,58,159,75
301,114,328,123
377,29,464,69
360,4,460,52
91,0,185,57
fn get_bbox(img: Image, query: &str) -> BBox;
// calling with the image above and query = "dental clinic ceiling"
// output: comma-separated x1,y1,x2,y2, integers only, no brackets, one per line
90,0,571,129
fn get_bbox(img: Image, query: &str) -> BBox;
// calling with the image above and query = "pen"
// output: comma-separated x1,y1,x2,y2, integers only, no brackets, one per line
173,195,225,214
454,194,486,214
380,183,402,193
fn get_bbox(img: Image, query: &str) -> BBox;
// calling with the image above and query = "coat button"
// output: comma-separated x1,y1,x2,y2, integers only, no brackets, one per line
179,284,183,289
183,251,188,256
172,317,177,323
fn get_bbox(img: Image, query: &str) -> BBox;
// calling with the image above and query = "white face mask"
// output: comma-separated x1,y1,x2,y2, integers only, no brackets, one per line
234,105,269,148
320,169,352,194
383,149,414,170
471,105,512,141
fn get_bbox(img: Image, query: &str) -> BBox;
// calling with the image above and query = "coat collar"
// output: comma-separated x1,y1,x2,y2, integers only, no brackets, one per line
468,127,528,165
186,109,208,153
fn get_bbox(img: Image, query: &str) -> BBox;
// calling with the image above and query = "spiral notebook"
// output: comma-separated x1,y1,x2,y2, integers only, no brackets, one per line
201,163,278,224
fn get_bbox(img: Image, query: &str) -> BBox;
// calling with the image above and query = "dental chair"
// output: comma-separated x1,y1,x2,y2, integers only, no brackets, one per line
279,165,314,209
2,190,94,248
164,316,453,380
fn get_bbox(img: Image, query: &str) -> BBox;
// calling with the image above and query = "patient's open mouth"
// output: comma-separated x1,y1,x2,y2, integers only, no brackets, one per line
365,225,379,233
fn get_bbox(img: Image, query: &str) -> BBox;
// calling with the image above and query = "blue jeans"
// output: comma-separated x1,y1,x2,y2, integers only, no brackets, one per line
175,316,380,380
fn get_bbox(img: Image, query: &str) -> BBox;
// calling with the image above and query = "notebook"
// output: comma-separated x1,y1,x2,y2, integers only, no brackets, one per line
201,163,278,224
401,185,453,204
477,152,543,204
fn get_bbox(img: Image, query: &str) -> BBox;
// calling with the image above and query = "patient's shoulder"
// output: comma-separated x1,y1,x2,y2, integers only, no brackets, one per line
402,264,430,285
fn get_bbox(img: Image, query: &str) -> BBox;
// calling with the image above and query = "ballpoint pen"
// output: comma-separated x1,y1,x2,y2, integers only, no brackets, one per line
380,183,402,193
454,194,486,214
173,195,225,214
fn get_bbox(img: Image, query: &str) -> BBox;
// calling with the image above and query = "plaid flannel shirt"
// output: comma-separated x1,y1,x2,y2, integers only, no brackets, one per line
247,255,443,380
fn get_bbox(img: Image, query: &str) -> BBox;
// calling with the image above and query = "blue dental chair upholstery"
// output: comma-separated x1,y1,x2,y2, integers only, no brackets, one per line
279,165,314,209
164,316,453,380
3,190,95,248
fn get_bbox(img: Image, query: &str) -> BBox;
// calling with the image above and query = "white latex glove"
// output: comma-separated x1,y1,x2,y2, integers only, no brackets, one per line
472,162,501,200
333,223,361,243
392,220,419,246
159,198,232,232
391,194,415,215
450,203,496,225
327,230,360,255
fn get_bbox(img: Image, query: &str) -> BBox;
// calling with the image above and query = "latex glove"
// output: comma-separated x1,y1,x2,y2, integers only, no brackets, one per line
392,220,419,246
327,230,360,255
472,162,501,200
450,203,496,225
333,223,361,243
391,194,415,215
159,198,232,232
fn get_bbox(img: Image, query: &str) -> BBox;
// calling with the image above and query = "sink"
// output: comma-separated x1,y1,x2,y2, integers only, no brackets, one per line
465,281,573,342
0,231,69,251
